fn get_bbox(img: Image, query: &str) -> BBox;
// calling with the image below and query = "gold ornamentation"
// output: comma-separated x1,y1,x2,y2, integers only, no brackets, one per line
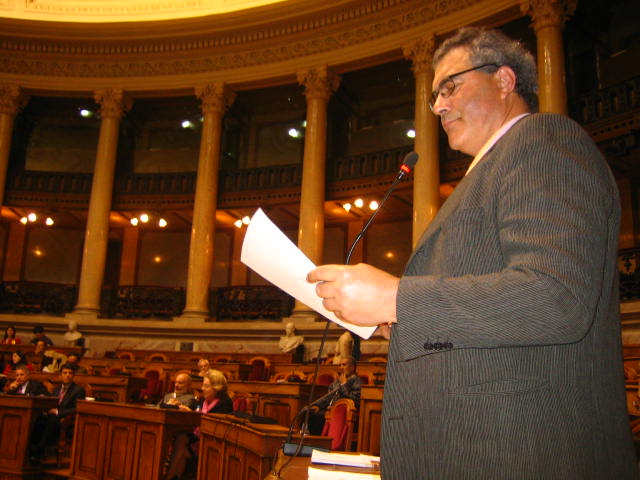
297,66,340,101
403,35,436,74
0,83,26,115
195,83,235,115
522,0,577,31
94,89,131,118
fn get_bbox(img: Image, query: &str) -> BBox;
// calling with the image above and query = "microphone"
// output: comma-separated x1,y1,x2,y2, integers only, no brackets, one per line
274,151,419,473
345,151,419,264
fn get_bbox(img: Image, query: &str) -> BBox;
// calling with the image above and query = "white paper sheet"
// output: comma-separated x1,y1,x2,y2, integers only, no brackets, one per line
240,208,377,340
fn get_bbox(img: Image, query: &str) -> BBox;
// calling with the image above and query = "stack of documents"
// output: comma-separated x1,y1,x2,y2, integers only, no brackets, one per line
307,450,381,479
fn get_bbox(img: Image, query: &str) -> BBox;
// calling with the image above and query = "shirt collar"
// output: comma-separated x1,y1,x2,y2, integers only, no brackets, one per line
465,113,530,175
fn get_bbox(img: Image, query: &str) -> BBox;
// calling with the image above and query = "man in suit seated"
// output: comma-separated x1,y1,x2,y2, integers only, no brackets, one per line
307,356,362,435
158,372,197,410
5,364,48,395
29,363,86,464
65,353,88,374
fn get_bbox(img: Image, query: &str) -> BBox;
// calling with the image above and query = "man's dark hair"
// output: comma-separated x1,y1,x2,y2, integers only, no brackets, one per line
15,363,30,373
33,325,44,334
433,27,538,112
60,363,76,373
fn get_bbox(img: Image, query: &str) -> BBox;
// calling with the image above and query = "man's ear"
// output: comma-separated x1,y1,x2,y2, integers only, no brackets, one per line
496,65,517,94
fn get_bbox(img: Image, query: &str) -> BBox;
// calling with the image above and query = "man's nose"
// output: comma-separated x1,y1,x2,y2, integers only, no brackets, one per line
431,94,450,116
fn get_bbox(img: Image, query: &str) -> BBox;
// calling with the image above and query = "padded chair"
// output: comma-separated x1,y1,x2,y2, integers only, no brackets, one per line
314,372,337,386
117,351,135,360
247,356,271,381
145,353,169,362
214,355,231,363
358,373,372,385
138,369,164,403
321,398,357,451
232,393,248,413
367,356,387,363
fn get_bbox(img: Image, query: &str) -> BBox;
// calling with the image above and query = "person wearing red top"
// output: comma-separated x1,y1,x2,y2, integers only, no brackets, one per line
3,351,34,376
164,369,232,480
1,325,21,344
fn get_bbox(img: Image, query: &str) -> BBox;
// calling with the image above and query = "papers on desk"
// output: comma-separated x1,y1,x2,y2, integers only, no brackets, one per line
240,208,377,340
308,450,381,480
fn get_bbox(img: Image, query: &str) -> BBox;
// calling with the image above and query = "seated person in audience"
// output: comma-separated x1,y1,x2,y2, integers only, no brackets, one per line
3,351,33,375
159,372,197,410
29,364,86,464
2,325,22,344
65,352,88,374
5,364,48,395
307,356,362,435
196,358,211,378
30,325,54,346
31,340,55,372
164,369,233,480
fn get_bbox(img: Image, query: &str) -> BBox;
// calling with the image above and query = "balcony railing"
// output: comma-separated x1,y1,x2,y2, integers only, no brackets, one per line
573,75,640,125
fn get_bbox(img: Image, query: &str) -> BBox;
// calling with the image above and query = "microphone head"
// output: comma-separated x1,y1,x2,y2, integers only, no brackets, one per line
400,151,419,175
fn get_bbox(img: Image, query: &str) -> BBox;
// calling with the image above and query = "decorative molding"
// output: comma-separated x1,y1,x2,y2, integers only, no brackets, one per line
0,0,487,83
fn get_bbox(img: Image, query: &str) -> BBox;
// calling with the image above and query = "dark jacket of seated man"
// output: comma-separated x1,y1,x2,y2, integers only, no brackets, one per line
5,364,48,396
30,364,86,462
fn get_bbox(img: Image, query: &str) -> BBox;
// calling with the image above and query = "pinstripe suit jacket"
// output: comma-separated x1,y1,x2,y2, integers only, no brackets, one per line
381,113,637,479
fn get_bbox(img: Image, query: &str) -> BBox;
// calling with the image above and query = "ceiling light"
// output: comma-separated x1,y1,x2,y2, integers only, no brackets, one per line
20,217,28,224
288,128,301,138
369,200,379,211
354,198,364,209
406,129,416,138
45,217,54,226
342,203,352,212
27,212,37,222
139,213,149,223
242,216,251,225
234,219,243,228
158,218,167,228
130,218,139,226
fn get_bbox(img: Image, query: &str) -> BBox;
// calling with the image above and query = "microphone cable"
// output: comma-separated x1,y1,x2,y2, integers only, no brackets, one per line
272,150,418,478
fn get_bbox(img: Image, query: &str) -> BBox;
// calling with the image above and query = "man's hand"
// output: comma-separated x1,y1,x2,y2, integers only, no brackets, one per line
307,263,399,327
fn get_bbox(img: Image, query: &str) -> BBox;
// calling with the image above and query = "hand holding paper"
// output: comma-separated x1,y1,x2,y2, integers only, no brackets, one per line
240,209,377,340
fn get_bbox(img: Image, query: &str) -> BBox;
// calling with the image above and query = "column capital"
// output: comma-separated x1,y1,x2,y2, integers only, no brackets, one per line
402,35,436,75
94,89,131,118
297,65,341,101
195,82,236,115
0,84,28,116
522,0,577,31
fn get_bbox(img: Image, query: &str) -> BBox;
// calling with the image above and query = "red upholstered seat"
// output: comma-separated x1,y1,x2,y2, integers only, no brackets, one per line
321,398,357,451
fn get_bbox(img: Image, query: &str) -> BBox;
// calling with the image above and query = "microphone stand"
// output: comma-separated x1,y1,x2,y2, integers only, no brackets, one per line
272,151,419,478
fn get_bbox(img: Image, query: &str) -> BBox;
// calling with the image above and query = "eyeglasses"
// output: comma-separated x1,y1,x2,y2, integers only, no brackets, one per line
429,63,500,111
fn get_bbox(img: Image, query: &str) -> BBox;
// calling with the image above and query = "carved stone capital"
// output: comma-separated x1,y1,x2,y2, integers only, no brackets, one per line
522,0,577,31
94,89,131,118
297,66,341,102
195,83,236,115
403,35,436,75
0,84,27,116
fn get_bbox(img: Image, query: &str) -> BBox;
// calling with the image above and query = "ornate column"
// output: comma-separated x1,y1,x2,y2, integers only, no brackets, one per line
180,83,235,321
72,89,129,318
0,84,26,207
3,221,26,281
291,65,340,317
523,0,577,114
404,36,441,246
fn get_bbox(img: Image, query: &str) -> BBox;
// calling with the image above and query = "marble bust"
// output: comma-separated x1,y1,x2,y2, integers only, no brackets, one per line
63,320,84,347
279,321,304,353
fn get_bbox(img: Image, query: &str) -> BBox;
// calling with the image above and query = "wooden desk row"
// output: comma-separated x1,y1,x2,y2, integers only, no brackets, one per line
0,396,333,480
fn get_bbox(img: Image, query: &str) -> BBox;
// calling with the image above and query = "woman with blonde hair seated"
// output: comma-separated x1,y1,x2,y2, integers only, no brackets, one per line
164,369,233,480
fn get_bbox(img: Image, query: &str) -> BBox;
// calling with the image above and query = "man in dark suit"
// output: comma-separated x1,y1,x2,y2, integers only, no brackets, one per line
30,363,86,464
308,27,637,478
5,364,48,396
